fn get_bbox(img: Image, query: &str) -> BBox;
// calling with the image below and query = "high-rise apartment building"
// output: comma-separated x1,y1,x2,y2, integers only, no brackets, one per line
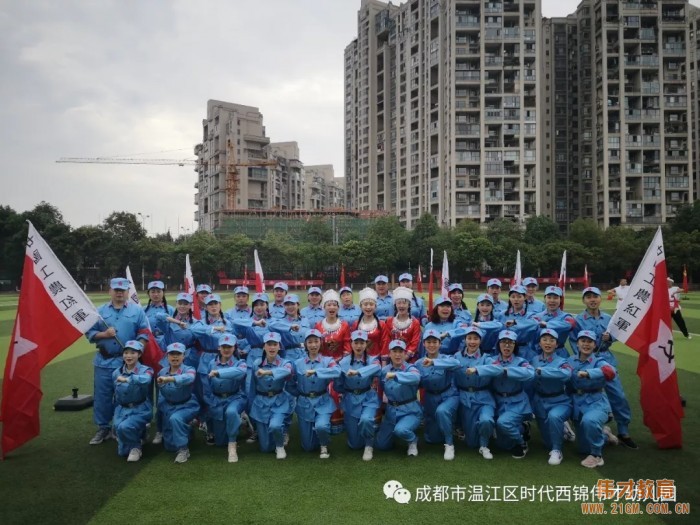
690,3,700,202
304,165,346,210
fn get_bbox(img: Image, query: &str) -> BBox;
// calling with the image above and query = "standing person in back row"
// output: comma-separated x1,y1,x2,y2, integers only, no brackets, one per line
668,278,691,339
373,275,393,320
270,282,289,320
86,277,149,446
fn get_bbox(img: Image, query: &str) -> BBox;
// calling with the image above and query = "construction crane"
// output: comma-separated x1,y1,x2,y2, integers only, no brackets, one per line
57,147,278,212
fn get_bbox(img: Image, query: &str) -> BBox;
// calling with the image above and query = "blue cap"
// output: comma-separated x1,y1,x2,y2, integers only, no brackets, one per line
464,326,484,339
252,293,269,304
374,275,389,284
487,278,502,288
124,340,144,352
422,328,441,341
307,286,322,295
166,342,186,354
176,292,193,303
204,293,222,304
544,286,563,297
399,273,412,282
234,286,249,295
283,294,300,304
389,339,407,351
110,277,130,290
339,286,353,294
434,296,451,306
498,329,518,342
218,333,237,347
523,277,538,286
196,284,212,294
147,280,165,290
577,330,597,341
351,329,368,341
305,328,323,340
509,285,527,295
263,332,281,343
476,293,494,304
582,286,601,297
273,282,288,291
448,283,464,293
539,328,559,340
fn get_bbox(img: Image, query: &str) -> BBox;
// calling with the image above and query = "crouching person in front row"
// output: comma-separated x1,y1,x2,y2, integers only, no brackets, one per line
112,340,153,462
156,342,199,464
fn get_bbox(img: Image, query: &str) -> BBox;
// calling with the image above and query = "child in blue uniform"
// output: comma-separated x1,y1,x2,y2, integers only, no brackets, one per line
205,333,248,463
156,342,199,463
112,340,153,462
290,329,341,459
336,330,382,461
530,328,573,466
455,327,496,459
250,332,294,459
417,329,460,460
567,330,619,468
376,340,422,456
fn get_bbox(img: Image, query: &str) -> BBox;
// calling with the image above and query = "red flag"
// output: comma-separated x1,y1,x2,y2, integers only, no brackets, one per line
608,227,684,448
583,265,589,289
416,265,423,293
125,266,163,374
682,265,688,295
253,249,265,293
1,222,100,458
185,254,201,320
340,264,346,288
428,249,434,311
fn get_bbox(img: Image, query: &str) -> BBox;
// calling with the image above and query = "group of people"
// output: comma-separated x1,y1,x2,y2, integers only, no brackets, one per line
86,273,642,469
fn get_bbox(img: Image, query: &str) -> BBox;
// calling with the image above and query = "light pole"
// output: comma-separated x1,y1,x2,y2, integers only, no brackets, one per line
137,212,150,234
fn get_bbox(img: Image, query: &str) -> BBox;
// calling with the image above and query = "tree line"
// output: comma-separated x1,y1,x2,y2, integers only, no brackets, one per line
1,201,699,291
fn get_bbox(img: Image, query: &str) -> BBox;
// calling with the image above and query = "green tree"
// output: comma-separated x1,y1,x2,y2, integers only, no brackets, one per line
524,215,560,244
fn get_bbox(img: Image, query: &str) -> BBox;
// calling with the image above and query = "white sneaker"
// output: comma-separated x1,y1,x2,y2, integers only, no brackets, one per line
151,432,163,445
479,446,494,460
127,448,142,462
284,432,290,447
275,446,287,460
174,448,190,464
581,454,604,468
407,442,418,456
444,444,455,461
89,428,111,445
319,446,330,459
603,426,619,446
362,446,374,461
563,420,576,442
548,449,563,466
198,421,208,433
228,442,238,463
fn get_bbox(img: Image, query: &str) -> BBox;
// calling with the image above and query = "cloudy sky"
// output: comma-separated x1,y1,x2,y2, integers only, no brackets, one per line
1,0,695,235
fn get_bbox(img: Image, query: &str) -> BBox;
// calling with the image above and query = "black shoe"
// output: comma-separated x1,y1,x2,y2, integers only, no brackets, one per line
522,421,531,442
206,433,216,446
618,434,638,449
511,444,527,459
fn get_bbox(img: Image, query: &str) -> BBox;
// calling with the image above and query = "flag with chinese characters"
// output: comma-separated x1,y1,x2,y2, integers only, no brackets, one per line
440,251,450,298
185,254,200,319
1,222,100,458
125,266,163,374
608,227,683,449
558,250,567,308
513,250,522,286
253,249,265,293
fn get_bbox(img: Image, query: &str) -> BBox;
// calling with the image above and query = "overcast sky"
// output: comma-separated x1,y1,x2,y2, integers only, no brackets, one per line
1,0,696,235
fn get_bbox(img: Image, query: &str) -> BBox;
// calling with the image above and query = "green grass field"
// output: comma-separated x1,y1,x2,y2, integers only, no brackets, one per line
0,290,698,524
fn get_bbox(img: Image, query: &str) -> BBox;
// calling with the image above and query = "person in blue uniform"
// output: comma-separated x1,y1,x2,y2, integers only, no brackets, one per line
143,280,175,339
231,292,272,368
301,286,325,326
249,332,294,459
502,285,540,360
523,277,545,313
529,286,576,358
338,286,361,322
205,333,248,463
289,329,341,459
336,330,382,461
195,284,212,314
269,294,310,363
225,285,252,321
375,340,422,456
112,340,153,462
373,275,393,320
156,342,199,463
417,329,461,460
448,283,472,324
530,328,573,466
470,330,534,458
421,296,463,357
270,282,288,319
486,279,509,315
454,327,496,460
471,293,505,354
570,287,637,449
398,273,426,323
86,277,149,445
567,330,619,468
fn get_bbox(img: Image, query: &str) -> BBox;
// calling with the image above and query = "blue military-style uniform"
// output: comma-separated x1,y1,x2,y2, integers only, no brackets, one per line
112,362,153,457
339,304,362,323
250,356,293,453
419,322,463,356
416,356,460,446
335,355,381,449
205,355,247,446
157,364,199,452
300,304,325,327
375,293,394,321
530,352,573,453
454,349,496,449
529,309,576,358
269,317,311,363
375,362,422,450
